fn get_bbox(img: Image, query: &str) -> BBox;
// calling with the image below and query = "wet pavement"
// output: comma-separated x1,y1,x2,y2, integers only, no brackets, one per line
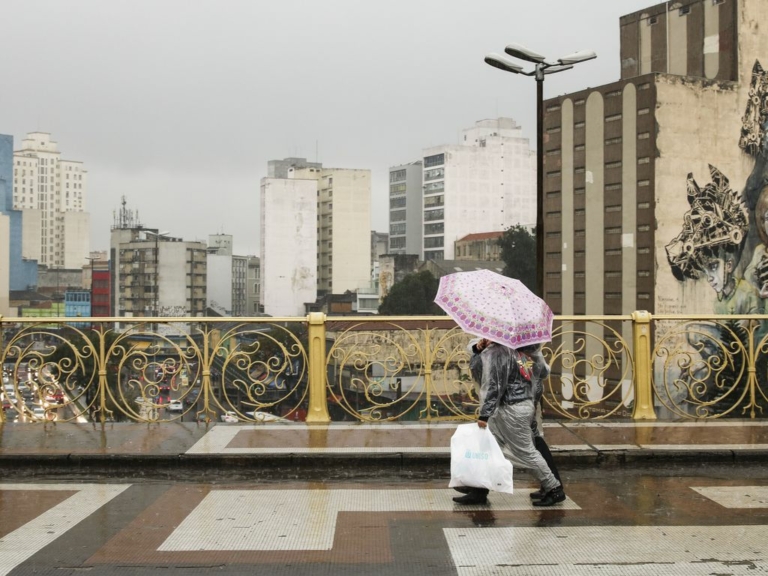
1,420,768,573
2,464,768,574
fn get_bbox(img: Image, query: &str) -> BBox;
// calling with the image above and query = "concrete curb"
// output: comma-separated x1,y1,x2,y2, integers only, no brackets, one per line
2,448,768,480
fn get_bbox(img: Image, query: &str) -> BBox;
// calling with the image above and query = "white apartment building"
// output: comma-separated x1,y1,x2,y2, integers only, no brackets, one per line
388,161,422,254
13,132,90,269
291,166,371,294
421,118,536,260
260,177,317,316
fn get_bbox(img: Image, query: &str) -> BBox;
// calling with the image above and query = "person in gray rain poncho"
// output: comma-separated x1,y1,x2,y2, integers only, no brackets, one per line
453,340,564,507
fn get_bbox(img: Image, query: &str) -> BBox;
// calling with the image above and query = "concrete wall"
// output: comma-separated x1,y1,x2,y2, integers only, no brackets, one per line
260,178,317,316
62,211,90,270
328,169,371,293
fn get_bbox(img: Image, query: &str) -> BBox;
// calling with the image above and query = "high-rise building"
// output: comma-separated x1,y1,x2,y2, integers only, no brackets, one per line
388,161,422,255
13,132,89,270
420,118,536,261
260,177,318,316
290,166,371,294
110,199,206,320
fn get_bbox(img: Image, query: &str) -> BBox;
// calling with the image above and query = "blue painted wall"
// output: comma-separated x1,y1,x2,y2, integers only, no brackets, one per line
0,134,38,290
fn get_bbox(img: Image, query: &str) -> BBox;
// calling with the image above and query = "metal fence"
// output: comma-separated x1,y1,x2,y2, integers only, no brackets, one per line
2,312,767,423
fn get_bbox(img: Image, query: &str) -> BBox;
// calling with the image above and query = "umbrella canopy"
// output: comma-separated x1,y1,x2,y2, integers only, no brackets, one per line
434,269,553,348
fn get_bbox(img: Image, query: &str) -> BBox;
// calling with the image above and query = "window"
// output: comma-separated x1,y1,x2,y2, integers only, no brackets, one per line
390,169,406,183
424,208,444,221
390,237,406,249
424,236,444,248
424,153,445,168
391,210,406,222
390,197,406,208
390,223,406,235
424,250,443,261
424,168,444,181
390,183,407,196
424,223,444,235
424,195,443,208
424,181,444,194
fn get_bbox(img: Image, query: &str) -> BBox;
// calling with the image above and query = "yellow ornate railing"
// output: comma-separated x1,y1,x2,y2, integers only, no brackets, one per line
2,313,768,423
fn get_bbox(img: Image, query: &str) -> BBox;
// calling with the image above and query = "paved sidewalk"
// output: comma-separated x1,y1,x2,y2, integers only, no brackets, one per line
2,420,768,479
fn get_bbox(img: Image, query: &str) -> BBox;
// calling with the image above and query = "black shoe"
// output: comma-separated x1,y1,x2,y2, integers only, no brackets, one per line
453,486,473,494
452,490,488,505
529,488,545,500
532,486,566,507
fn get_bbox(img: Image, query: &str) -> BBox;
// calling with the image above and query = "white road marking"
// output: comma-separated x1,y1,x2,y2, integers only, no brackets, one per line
692,486,768,508
0,483,130,576
445,525,768,575
159,489,579,551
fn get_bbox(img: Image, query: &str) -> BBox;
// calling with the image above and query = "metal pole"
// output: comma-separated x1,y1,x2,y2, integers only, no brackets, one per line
536,66,545,298
154,234,159,319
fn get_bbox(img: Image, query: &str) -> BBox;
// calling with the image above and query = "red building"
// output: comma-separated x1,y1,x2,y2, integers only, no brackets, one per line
91,266,111,317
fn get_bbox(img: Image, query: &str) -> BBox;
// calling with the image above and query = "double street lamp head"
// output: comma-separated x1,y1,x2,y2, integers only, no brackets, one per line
485,43,596,77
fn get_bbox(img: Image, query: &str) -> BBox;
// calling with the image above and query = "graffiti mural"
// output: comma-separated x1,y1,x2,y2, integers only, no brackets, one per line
661,61,768,417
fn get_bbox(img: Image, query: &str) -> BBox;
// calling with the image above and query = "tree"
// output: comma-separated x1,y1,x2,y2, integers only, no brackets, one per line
498,225,537,293
379,271,443,315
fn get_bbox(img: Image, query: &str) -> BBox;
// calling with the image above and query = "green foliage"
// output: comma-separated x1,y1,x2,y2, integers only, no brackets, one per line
498,225,537,294
378,271,444,315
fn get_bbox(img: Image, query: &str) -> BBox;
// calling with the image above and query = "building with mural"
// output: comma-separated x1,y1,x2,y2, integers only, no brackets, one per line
541,0,768,417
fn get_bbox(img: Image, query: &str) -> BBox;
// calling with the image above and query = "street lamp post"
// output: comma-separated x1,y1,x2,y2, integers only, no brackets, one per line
485,44,596,297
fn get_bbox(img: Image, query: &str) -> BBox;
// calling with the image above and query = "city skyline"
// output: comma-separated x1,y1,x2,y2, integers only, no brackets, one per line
0,0,653,256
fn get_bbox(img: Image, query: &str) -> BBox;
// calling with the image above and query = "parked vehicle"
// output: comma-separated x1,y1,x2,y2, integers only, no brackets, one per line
244,410,287,422
220,411,238,423
167,400,183,412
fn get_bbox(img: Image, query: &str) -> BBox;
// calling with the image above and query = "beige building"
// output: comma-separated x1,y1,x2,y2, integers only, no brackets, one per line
13,133,89,270
543,0,768,318
290,166,371,295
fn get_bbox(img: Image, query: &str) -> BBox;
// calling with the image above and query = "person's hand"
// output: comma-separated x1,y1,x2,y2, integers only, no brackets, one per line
477,420,487,428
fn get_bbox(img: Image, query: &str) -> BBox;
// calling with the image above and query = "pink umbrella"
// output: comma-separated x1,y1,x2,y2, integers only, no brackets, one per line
434,269,553,348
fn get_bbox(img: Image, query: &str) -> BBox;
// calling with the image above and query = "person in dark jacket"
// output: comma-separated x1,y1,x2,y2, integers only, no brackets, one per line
453,340,564,506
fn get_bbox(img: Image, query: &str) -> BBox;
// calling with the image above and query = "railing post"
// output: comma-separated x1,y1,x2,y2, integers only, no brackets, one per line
305,312,330,423
631,310,656,420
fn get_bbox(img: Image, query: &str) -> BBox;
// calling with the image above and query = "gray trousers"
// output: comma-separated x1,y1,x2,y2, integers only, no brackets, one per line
489,400,560,493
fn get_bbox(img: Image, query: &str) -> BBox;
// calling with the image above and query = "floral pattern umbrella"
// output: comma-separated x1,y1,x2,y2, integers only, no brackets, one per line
434,269,553,348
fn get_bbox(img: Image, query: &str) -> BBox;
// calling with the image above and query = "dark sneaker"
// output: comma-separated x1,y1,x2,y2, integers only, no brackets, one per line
532,487,566,507
453,486,473,494
529,488,545,500
452,490,489,505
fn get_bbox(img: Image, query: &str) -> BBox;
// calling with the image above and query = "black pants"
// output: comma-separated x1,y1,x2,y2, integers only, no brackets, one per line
534,435,561,484
466,434,561,498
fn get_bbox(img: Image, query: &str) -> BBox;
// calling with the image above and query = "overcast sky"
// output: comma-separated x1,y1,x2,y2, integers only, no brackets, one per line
0,0,654,256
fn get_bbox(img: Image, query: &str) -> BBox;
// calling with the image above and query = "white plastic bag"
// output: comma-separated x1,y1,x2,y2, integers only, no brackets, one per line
449,423,514,494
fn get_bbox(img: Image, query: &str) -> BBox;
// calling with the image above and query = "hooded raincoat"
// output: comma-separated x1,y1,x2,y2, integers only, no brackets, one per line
477,343,560,494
